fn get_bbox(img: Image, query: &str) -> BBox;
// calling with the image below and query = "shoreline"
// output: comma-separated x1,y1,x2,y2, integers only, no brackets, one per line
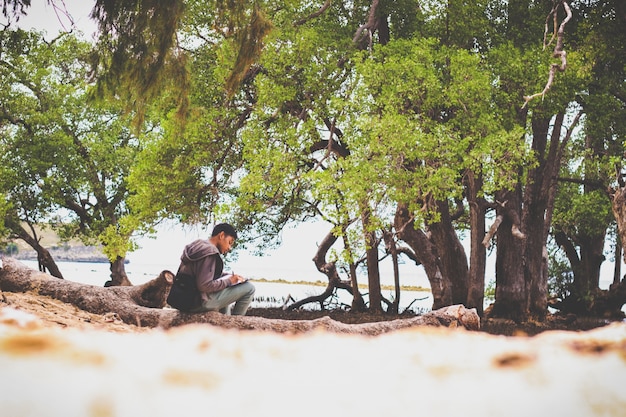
11,245,114,264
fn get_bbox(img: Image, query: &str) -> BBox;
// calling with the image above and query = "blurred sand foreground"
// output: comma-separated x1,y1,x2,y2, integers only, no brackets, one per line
0,303,625,417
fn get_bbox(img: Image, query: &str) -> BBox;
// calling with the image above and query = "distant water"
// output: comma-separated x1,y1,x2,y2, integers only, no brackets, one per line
16,259,434,312
15,255,620,313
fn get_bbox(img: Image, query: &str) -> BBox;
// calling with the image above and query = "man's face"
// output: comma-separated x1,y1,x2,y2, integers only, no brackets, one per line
216,232,235,254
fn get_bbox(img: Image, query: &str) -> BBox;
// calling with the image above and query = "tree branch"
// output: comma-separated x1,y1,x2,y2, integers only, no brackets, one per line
482,200,526,248
523,1,572,108
294,0,331,26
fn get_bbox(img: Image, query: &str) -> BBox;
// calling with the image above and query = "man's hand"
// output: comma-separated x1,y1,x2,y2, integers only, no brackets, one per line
229,273,247,285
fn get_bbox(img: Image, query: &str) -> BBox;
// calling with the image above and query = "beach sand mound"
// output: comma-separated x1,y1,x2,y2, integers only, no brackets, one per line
1,295,625,417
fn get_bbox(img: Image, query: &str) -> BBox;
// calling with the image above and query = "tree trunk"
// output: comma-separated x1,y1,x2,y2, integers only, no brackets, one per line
383,229,401,314
578,235,606,295
590,279,626,318
465,169,487,315
614,241,621,285
524,112,581,318
521,116,553,319
106,256,133,286
288,228,362,311
0,257,481,333
492,111,578,321
611,183,626,266
395,203,453,309
362,208,383,313
428,199,469,305
341,229,367,311
491,188,528,322
4,217,64,279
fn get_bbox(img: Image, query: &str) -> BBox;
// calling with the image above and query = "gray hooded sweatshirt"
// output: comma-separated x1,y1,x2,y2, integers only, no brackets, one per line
177,239,231,299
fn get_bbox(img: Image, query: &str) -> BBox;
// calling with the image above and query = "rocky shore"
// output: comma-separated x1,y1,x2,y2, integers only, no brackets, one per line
13,245,111,263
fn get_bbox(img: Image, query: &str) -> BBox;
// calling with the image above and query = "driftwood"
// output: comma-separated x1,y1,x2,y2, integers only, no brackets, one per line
0,257,480,334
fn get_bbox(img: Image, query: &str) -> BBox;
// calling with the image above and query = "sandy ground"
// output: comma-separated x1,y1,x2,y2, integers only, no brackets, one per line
0,291,144,333
1,289,626,417
0,287,619,338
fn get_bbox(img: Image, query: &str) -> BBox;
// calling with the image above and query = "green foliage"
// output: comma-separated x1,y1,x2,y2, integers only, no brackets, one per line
418,0,494,50
0,28,147,260
553,187,613,239
547,244,575,301
349,38,529,221
0,242,18,256
484,279,496,303
127,36,248,228
1,1,624,315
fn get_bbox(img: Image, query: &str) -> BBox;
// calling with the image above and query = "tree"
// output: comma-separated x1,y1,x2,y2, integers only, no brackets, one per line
575,0,626,315
0,28,150,285
487,0,626,320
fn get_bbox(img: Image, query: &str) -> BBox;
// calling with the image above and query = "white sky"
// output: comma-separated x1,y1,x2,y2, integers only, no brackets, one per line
6,0,96,38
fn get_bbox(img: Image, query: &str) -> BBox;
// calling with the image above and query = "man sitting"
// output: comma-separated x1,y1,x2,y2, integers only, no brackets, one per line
168,223,255,315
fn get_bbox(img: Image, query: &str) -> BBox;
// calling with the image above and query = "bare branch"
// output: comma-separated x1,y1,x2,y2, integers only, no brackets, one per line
482,200,526,247
352,0,386,48
294,0,331,26
482,214,503,247
523,1,572,108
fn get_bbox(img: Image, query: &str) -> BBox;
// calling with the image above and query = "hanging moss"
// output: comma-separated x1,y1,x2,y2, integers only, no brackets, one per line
225,5,273,96
89,0,187,129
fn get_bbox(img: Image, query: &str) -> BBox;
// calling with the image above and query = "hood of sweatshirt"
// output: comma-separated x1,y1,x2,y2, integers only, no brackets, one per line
180,239,219,263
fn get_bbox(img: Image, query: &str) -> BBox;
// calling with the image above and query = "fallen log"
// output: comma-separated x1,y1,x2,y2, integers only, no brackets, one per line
0,257,480,333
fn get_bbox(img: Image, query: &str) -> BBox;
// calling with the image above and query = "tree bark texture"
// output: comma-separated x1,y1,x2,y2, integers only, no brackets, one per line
106,256,133,287
611,184,626,266
361,207,383,312
428,199,469,305
521,115,557,318
464,169,487,315
0,257,480,333
299,229,361,311
492,188,528,321
4,217,64,279
383,230,402,314
395,204,453,309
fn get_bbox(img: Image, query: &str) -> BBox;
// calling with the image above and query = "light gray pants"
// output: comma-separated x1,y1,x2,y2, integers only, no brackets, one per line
193,281,255,316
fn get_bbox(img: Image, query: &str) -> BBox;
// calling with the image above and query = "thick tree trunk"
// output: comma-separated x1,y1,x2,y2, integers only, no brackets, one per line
0,257,480,333
522,116,553,319
590,279,626,318
493,112,577,321
524,112,580,318
491,188,528,321
578,235,606,294
0,257,173,326
106,256,133,286
395,204,453,309
428,199,469,305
